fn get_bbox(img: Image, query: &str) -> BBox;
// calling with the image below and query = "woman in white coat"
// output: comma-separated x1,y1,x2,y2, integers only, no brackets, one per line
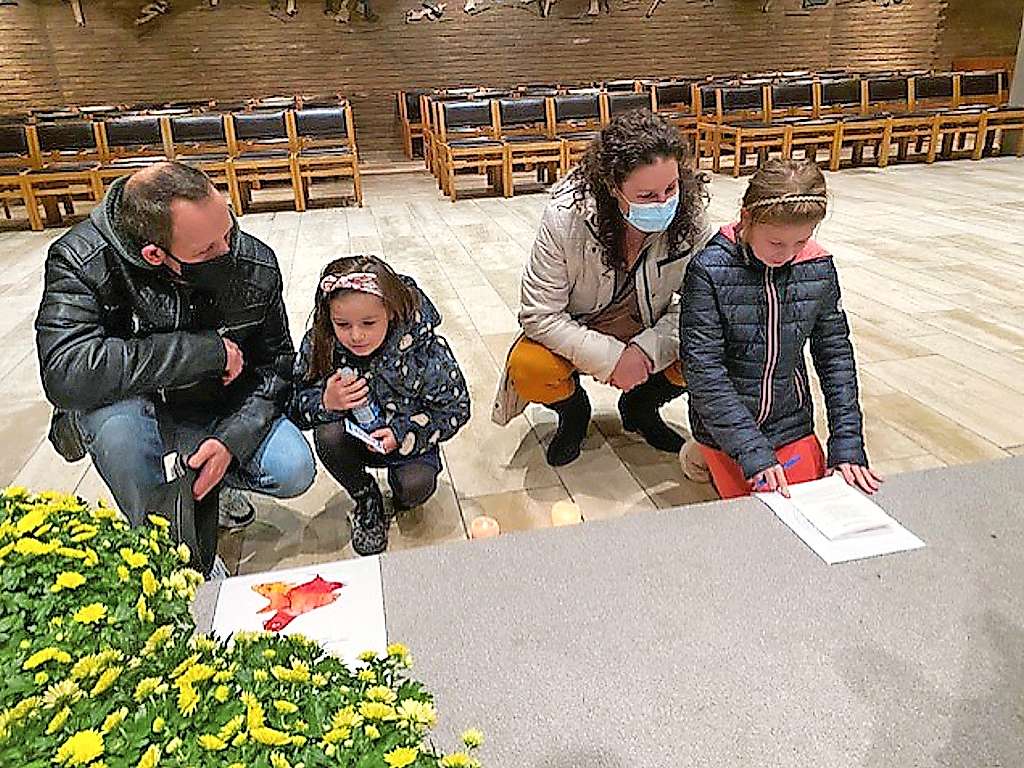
493,110,713,466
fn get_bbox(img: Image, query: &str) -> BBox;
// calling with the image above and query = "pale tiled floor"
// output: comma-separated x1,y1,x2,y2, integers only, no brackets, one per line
2,157,1023,573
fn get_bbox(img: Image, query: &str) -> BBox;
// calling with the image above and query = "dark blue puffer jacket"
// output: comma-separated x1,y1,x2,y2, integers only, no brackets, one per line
680,226,868,479
290,276,470,459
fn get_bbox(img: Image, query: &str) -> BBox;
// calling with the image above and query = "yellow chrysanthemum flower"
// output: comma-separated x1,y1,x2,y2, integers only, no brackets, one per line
250,726,291,746
43,680,82,709
384,746,419,768
440,753,474,768
198,734,228,751
90,667,122,697
165,737,182,754
142,625,174,656
387,643,411,662
22,646,72,670
242,692,265,729
73,603,107,625
151,717,165,734
213,684,231,703
177,683,200,716
170,653,200,680
358,650,377,662
133,677,164,702
119,547,148,569
100,707,128,734
322,726,350,744
50,571,87,593
269,753,291,768
253,669,269,682
364,724,381,740
262,648,277,659
358,701,396,722
54,729,104,767
116,565,130,583
16,505,49,534
136,744,161,768
311,673,328,687
273,700,299,714
461,729,485,748
136,594,150,623
147,514,170,530
141,569,159,597
397,698,437,729
364,685,397,704
331,706,363,731
46,707,72,735
218,715,244,741
176,543,191,563
16,537,57,556
357,669,376,683
35,672,49,685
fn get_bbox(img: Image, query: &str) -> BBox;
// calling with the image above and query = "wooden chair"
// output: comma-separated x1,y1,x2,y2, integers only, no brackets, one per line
397,89,429,159
957,70,1007,108
715,84,769,123
169,113,242,212
709,119,790,177
552,92,603,172
498,96,561,197
779,117,839,167
293,103,364,208
767,81,815,121
0,123,42,230
865,76,910,115
818,77,863,118
95,114,171,188
910,74,955,112
927,106,987,162
973,106,1024,160
878,112,936,167
436,100,507,201
229,109,305,213
653,80,698,154
829,114,891,171
23,119,104,228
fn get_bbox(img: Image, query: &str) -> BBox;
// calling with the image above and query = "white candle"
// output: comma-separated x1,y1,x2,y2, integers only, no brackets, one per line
550,501,583,527
470,515,500,539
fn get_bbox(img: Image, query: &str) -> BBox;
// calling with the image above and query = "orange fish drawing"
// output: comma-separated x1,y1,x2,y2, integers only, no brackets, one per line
252,575,344,632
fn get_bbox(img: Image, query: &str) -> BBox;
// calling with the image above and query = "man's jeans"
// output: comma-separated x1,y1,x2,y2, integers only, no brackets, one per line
76,397,316,527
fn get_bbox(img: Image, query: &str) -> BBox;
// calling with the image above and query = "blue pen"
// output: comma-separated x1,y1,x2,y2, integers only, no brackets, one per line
755,455,801,489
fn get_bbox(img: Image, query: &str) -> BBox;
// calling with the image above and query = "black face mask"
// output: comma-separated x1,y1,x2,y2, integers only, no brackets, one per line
163,249,235,293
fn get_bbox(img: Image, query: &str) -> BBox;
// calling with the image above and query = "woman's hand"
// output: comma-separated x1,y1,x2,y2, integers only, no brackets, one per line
609,344,653,392
368,428,398,454
832,463,884,495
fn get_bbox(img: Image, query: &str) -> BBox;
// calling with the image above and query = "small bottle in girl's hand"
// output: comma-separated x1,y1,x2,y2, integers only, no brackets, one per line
338,366,380,428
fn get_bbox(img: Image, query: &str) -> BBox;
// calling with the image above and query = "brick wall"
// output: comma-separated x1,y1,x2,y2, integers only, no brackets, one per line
0,0,1019,154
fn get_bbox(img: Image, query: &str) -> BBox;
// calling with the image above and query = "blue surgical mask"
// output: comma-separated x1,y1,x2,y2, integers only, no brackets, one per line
620,192,679,233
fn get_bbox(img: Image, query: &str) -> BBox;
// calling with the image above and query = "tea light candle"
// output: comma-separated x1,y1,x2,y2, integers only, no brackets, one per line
470,515,500,539
550,500,583,527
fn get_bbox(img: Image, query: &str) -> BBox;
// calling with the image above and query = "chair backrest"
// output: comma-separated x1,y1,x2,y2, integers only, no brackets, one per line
104,115,163,148
0,123,29,158
960,70,1002,100
720,85,765,115
654,82,692,111
441,101,494,132
498,97,548,130
402,91,427,122
821,77,861,107
294,107,349,140
607,91,652,117
867,76,908,105
914,74,954,100
605,79,637,92
698,84,718,114
171,114,227,145
554,93,601,122
771,82,813,110
36,120,99,159
234,110,289,142
252,96,295,109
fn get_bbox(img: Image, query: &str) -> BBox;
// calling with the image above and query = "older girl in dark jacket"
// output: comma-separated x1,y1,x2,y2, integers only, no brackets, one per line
680,160,882,499
292,255,470,555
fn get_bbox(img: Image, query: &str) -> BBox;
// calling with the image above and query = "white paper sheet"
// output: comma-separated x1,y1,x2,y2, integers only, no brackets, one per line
756,475,925,565
211,557,387,665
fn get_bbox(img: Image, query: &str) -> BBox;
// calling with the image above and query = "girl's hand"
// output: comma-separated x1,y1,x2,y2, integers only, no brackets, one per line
832,463,884,495
322,370,369,412
368,428,398,454
749,464,791,498
610,344,653,392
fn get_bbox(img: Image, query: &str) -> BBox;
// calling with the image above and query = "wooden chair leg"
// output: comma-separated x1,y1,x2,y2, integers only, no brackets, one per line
830,127,843,172
20,180,44,232
732,134,743,178
352,164,364,208
289,158,306,212
972,118,988,160
927,122,941,163
224,165,243,215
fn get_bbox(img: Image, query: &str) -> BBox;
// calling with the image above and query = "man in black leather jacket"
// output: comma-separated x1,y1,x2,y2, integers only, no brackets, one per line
35,162,315,574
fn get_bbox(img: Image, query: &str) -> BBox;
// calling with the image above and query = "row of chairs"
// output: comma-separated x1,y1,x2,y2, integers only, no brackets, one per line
420,90,654,200
0,102,362,231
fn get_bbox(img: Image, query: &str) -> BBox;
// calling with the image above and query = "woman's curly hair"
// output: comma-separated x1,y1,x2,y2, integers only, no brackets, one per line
572,109,709,270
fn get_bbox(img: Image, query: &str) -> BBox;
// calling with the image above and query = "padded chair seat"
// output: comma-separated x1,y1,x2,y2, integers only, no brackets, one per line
235,149,293,161
174,153,230,163
103,156,168,169
559,131,598,141
503,134,559,143
727,121,782,130
28,162,98,173
297,146,352,157
446,138,503,148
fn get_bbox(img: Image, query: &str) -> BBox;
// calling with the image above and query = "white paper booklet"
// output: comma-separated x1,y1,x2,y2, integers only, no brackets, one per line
755,474,925,565
211,557,387,666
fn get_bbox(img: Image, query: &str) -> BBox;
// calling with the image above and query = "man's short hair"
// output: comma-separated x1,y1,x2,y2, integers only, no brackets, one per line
119,162,216,249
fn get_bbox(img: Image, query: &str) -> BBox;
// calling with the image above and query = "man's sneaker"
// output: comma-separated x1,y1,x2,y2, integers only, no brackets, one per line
350,481,388,556
218,489,256,530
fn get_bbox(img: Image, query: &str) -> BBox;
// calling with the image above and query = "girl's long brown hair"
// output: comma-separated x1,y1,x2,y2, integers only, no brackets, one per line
305,254,419,382
741,159,828,226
